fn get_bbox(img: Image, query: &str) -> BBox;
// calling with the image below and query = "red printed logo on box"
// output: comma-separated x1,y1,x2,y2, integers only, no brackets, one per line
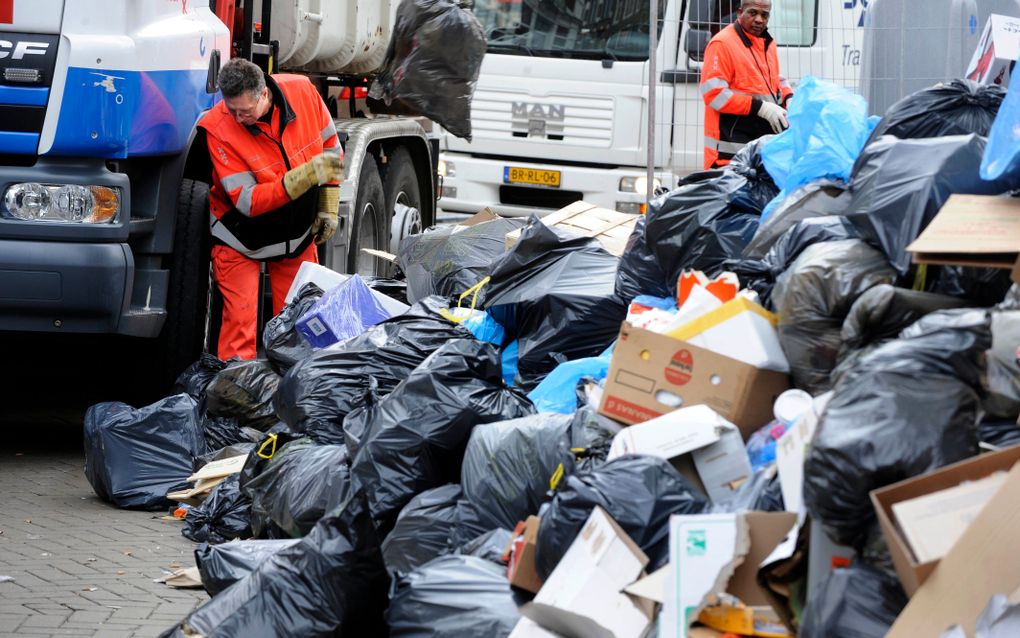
664,349,693,386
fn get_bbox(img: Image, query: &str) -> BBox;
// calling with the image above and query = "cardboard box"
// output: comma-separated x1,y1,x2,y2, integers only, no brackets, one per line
965,14,1020,87
505,200,639,256
520,506,655,638
661,514,750,636
605,405,753,504
730,513,799,608
507,516,543,594
666,296,789,373
598,323,790,438
871,443,1020,596
886,462,1020,637
907,195,1020,269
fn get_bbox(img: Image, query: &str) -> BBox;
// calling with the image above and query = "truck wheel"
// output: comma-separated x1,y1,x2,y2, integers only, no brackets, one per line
162,178,212,386
348,154,387,275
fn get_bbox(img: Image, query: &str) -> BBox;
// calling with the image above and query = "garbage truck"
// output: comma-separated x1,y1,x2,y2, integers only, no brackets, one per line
437,0,1016,217
0,0,439,386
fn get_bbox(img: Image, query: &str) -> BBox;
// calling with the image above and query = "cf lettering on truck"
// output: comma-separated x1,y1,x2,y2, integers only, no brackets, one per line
0,0,439,393
439,0,866,217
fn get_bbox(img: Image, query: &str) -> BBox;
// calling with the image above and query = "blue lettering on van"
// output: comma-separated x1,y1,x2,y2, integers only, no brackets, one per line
844,0,869,27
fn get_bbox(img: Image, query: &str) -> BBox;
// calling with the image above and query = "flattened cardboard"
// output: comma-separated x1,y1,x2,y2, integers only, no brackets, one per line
871,443,1020,596
598,323,790,438
887,462,1020,637
907,195,1020,268
188,455,247,482
505,200,638,256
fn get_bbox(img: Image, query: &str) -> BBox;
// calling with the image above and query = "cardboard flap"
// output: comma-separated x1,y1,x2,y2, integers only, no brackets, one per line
360,248,397,263
188,455,247,482
624,567,667,605
907,195,1020,267
887,463,1020,637
460,207,502,226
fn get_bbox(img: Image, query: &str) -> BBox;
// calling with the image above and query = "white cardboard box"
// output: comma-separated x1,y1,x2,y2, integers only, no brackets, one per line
520,506,655,638
660,514,750,637
606,405,752,504
965,14,1020,87
284,261,409,316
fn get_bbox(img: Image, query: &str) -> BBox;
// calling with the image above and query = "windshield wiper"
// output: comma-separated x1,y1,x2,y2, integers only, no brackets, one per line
487,41,535,56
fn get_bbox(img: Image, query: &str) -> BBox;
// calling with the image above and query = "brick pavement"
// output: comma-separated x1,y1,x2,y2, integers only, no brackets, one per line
0,416,208,638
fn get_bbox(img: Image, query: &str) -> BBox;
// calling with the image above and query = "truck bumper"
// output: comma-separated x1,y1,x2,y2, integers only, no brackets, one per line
0,239,164,336
438,152,677,217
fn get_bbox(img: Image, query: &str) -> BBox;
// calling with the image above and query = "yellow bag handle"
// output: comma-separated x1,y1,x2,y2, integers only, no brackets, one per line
440,276,491,324
257,433,279,459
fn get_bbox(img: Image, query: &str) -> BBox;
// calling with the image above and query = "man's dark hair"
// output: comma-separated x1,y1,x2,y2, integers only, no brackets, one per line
218,58,266,100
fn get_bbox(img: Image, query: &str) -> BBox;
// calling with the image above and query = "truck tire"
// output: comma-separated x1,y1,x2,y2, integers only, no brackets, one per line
348,154,387,275
383,146,423,222
163,178,212,385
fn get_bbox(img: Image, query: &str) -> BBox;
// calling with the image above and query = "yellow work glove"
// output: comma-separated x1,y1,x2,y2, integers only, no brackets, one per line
312,185,340,244
283,152,344,200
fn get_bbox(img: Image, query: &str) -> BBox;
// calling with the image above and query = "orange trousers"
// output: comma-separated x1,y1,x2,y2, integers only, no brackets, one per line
211,242,318,361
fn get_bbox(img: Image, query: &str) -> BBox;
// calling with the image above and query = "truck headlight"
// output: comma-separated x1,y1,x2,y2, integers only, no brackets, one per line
3,183,120,223
619,176,661,194
437,159,456,178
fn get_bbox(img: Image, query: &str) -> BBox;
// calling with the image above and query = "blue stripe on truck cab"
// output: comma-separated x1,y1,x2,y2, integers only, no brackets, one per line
47,66,218,159
0,86,49,107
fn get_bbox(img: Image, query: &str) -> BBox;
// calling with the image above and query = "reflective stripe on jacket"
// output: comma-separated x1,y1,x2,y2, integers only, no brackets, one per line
199,73,342,260
700,22,793,169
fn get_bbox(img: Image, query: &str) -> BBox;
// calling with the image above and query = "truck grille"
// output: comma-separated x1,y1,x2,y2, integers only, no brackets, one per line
0,32,59,155
499,185,584,209
472,89,614,148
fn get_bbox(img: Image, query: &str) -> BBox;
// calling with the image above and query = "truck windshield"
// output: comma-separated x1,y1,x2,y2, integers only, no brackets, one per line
472,0,668,61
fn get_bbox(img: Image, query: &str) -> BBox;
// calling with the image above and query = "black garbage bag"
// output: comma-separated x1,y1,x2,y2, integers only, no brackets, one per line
183,475,252,544
800,563,908,638
364,277,409,306
381,484,490,577
194,443,256,473
482,219,627,390
834,284,969,382
772,240,897,394
866,79,1005,144
262,282,323,375
459,528,514,565
743,179,851,260
206,360,281,431
84,394,204,510
195,539,300,597
846,134,1013,275
165,493,389,637
275,297,473,444
728,136,782,210
387,555,522,638
979,420,1020,448
804,309,990,549
927,264,1014,308
350,338,535,536
368,0,486,141
174,353,228,400
614,214,673,304
645,172,762,294
242,439,351,539
534,455,708,579
200,414,250,452
461,413,577,530
398,216,528,304
986,311,1020,419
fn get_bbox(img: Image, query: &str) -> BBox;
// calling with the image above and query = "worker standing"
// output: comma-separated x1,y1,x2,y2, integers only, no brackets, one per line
198,58,344,360
700,0,793,169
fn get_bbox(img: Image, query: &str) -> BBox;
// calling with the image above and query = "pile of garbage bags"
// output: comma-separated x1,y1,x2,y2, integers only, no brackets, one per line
75,74,1020,638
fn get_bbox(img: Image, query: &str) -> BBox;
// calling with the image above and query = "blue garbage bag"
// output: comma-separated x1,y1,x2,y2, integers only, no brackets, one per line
982,64,1020,184
459,309,506,347
527,353,612,414
501,340,519,386
761,76,878,221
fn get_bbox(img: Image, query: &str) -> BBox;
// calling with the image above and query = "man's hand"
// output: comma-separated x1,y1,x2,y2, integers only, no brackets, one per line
312,185,340,244
283,152,345,200
757,101,789,134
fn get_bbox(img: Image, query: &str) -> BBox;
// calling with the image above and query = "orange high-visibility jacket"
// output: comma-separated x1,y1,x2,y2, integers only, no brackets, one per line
199,73,341,260
700,22,793,169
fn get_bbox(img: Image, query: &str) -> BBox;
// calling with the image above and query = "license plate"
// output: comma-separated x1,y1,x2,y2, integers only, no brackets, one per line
503,166,561,188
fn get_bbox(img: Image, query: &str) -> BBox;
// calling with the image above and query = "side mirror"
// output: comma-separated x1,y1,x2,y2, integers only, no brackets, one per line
685,29,711,62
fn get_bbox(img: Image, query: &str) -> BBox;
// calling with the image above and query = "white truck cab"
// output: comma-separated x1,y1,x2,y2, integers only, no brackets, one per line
439,0,866,217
